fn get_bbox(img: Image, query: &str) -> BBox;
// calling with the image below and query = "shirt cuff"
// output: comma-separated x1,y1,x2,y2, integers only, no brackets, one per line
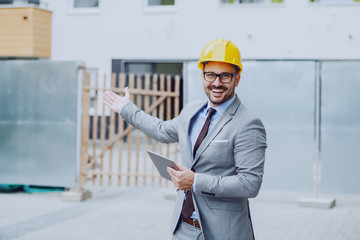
118,100,131,115
192,173,198,193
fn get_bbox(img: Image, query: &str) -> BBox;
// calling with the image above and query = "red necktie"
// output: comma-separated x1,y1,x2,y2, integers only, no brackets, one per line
181,108,216,220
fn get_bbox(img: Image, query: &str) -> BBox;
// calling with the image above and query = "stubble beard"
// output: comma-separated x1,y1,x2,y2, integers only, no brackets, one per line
206,85,233,106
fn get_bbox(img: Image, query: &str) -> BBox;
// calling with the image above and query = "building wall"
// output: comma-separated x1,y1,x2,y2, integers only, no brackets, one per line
187,59,360,195
46,0,360,75
43,0,360,194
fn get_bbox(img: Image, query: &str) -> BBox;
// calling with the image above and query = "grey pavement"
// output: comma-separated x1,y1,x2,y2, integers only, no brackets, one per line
0,187,359,240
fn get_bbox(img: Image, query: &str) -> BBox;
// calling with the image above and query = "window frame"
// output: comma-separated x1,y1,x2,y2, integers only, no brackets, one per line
309,0,360,6
220,0,284,7
68,0,100,15
143,0,178,13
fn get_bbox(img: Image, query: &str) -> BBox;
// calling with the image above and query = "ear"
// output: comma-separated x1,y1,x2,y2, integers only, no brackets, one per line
234,73,241,87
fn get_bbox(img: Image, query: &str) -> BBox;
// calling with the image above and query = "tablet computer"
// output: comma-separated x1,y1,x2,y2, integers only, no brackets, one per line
147,150,178,181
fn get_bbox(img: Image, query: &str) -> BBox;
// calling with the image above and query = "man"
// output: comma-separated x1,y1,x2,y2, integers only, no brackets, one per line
103,39,267,240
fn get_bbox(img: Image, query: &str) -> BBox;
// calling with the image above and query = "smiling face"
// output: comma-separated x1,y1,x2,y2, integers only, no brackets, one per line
202,61,241,107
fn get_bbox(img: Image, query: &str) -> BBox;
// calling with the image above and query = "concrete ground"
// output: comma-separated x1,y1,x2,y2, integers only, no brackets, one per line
0,187,359,240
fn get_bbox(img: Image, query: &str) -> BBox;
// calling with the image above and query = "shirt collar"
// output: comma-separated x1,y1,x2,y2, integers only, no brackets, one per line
205,94,237,117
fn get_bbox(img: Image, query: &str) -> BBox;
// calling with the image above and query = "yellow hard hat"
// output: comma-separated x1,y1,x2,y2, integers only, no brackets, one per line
197,38,242,73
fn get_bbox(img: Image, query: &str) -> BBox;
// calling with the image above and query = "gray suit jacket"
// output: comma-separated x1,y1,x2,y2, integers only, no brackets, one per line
120,96,267,240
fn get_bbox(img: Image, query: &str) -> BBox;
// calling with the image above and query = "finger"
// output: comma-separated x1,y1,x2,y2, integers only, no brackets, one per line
169,168,181,179
103,98,111,107
108,91,119,99
167,167,177,176
171,177,177,185
104,94,115,103
104,95,115,105
103,95,113,104
104,91,115,101
174,162,185,171
124,87,130,99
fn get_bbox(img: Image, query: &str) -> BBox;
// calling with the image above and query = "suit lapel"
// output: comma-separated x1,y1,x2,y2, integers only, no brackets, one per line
192,97,241,167
183,101,207,168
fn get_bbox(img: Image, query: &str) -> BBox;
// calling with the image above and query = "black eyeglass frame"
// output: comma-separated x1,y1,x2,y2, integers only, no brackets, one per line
202,71,237,83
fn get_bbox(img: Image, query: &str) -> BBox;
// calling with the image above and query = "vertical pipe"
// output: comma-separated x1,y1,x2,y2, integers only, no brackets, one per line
174,75,180,164
314,61,322,198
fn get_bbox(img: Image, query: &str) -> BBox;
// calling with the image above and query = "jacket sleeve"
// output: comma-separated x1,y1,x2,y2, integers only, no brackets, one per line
195,118,267,199
120,101,179,143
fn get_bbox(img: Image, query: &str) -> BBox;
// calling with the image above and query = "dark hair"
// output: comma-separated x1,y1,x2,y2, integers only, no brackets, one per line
202,61,240,74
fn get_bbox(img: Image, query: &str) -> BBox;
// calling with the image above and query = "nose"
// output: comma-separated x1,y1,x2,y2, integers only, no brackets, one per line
211,75,222,86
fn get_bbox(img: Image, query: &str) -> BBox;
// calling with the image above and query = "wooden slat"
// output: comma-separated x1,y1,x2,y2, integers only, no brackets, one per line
33,8,52,58
117,73,126,186
85,87,179,97
151,74,158,187
87,170,161,178
81,72,182,188
135,74,142,186
166,75,172,157
79,72,91,188
89,94,167,162
99,74,107,186
165,75,173,187
158,74,166,187
127,74,135,186
143,74,150,186
107,73,116,186
91,73,99,184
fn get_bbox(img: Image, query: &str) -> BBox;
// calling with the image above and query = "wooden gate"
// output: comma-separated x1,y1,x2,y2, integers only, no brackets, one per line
80,72,181,188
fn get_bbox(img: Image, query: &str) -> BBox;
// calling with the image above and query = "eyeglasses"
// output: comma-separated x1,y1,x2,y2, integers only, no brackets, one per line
203,71,237,83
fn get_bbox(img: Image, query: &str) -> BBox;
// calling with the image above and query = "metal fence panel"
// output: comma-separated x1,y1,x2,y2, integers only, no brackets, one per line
237,61,316,192
321,61,360,194
186,59,360,194
186,60,316,192
0,60,81,187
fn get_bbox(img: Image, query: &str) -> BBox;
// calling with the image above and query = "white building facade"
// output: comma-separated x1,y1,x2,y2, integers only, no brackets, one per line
44,0,360,195
45,0,360,73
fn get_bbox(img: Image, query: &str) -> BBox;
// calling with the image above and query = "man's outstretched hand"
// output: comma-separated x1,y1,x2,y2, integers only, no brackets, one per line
167,163,195,191
103,87,130,113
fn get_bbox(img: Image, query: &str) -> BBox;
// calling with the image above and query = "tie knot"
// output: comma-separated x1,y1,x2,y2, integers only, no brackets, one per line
207,108,216,119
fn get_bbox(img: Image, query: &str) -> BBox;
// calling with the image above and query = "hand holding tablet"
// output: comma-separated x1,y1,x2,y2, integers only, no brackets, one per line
147,150,178,181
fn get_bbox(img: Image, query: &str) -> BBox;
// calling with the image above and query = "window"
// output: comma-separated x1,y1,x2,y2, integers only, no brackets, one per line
68,0,100,14
310,0,360,3
222,0,284,4
112,60,184,114
144,0,177,12
148,0,175,6
0,0,40,5
73,0,99,8
124,62,182,76
0,0,13,4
